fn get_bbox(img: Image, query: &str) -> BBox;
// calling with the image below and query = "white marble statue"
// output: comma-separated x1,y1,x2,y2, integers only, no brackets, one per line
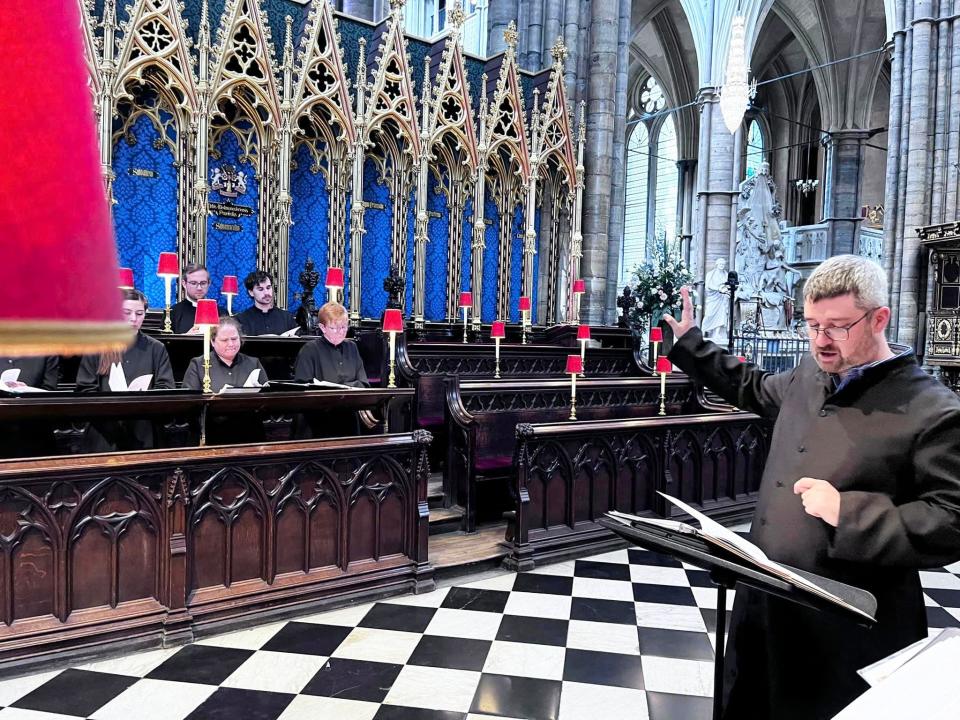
702,257,731,342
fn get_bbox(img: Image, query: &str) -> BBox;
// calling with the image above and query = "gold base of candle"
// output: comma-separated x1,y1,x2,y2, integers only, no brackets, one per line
202,357,212,394
388,359,396,388
162,305,173,334
569,397,577,420
494,358,501,379
659,392,666,416
521,326,528,345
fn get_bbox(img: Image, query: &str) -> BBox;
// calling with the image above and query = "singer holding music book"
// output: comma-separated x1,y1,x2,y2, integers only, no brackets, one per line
665,254,960,720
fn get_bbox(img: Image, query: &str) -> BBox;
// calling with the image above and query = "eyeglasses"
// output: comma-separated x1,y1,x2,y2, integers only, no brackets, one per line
185,280,210,288
806,309,875,341
324,324,349,332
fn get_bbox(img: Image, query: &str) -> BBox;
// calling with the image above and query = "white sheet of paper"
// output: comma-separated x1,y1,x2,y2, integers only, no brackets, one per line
107,363,127,391
280,327,300,337
1,369,20,385
834,634,960,719
243,369,262,387
311,379,359,390
126,374,153,392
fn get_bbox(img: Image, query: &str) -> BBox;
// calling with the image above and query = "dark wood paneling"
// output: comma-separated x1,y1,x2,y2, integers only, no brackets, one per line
0,432,433,671
507,414,771,568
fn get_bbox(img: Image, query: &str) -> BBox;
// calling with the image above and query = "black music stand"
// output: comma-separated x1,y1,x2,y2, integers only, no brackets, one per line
598,517,877,720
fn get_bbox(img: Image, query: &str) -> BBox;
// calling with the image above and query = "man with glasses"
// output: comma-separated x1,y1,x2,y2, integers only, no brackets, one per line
665,254,960,719
171,262,212,334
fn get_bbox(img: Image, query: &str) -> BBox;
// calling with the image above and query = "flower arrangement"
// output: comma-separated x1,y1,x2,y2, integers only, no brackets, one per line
626,240,694,335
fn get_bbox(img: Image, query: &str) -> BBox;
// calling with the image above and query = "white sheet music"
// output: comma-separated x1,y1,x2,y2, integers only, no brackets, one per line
834,632,960,719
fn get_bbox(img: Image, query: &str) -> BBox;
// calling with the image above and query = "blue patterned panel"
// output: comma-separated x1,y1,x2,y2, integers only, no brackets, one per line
262,0,310,49
508,204,524,323
338,18,375,86
182,0,227,48
465,57,484,117
206,128,259,313
289,142,330,308
112,113,179,308
344,189,352,308
461,196,473,296
405,189,415,317
481,193,499,322
424,173,450,321
532,207,541,314
360,157,391,318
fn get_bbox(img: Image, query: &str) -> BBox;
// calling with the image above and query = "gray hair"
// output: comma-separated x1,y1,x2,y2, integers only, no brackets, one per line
803,254,888,310
211,316,242,341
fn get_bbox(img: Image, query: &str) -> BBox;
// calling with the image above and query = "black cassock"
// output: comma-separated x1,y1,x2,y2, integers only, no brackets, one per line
0,355,60,457
293,337,369,438
669,329,960,720
183,352,267,445
235,306,299,336
76,333,175,452
170,299,197,334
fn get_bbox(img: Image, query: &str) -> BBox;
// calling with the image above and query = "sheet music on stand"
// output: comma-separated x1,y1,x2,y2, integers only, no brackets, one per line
833,628,960,719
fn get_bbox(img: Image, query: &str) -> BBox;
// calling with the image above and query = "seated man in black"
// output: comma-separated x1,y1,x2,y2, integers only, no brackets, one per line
235,270,299,336
170,262,212,334
76,289,176,452
183,317,267,445
293,301,369,437
0,355,60,457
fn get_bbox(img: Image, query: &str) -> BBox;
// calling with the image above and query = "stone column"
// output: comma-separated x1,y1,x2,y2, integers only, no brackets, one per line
342,0,374,21
488,0,520,56
580,0,619,323
822,129,869,255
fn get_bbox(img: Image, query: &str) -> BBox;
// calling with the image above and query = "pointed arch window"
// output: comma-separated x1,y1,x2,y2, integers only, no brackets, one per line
745,118,766,178
654,116,679,244
620,121,649,286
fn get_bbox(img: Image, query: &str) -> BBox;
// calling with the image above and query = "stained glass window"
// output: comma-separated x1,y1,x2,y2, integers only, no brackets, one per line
620,122,649,286
654,116,679,245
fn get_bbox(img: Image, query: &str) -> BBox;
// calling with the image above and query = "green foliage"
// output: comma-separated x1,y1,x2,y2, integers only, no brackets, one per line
626,241,693,335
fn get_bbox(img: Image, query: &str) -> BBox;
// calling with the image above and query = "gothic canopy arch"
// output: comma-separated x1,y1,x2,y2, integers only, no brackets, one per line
292,0,355,146
481,22,530,184
210,0,282,131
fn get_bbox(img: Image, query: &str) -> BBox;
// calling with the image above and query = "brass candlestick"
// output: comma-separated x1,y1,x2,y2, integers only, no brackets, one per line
494,338,501,379
462,307,469,343
162,276,173,333
569,373,577,420
202,325,213,394
658,371,666,416
387,332,397,388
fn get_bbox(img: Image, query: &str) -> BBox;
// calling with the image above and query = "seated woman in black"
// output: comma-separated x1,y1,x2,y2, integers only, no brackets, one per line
293,302,368,437
183,317,267,444
76,289,175,452
0,354,60,457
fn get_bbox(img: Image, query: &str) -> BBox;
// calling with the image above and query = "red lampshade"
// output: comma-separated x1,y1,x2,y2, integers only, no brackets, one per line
157,252,179,277
519,296,532,312
118,268,135,290
649,327,664,343
383,308,404,333
221,275,239,294
565,354,584,375
656,357,672,374
195,299,220,326
572,279,586,294
459,291,473,308
325,267,344,288
491,321,506,339
737,355,747,363
0,0,131,355
577,324,591,341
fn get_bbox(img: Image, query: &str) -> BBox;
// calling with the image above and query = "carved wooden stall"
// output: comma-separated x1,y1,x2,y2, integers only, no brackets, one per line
444,375,700,531
0,432,432,672
506,413,770,569
919,221,960,393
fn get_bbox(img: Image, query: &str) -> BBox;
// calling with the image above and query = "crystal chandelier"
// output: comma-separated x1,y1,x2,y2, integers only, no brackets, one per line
719,16,756,134
795,178,819,195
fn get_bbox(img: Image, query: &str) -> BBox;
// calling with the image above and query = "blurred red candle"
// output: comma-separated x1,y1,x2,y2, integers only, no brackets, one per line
566,354,584,375
649,327,663,343
577,324,591,341
572,279,586,294
656,357,672,374
383,308,404,333
459,291,473,307
157,252,179,277
221,275,239,294
195,299,220,326
491,321,506,339
118,268,135,290
326,267,344,288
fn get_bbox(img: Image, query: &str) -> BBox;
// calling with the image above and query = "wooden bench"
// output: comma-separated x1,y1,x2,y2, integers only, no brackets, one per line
443,375,702,531
0,430,433,673
505,412,771,568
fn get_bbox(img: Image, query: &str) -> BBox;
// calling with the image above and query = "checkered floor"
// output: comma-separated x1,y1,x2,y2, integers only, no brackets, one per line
2,546,959,720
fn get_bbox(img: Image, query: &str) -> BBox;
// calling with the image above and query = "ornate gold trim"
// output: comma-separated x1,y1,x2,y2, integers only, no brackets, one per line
0,321,134,357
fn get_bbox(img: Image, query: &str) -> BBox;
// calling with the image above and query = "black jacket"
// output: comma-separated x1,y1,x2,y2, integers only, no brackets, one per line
236,306,299,336
670,328,960,720
294,337,369,387
182,352,266,392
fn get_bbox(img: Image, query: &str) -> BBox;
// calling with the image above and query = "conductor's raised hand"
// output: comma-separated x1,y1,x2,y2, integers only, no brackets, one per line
663,286,697,339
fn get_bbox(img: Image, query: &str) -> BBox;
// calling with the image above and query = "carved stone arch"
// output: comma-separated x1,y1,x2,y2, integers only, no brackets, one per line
114,0,198,115
482,49,530,182
425,34,479,172
292,0,355,145
78,0,102,100
211,0,282,127
364,8,421,158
